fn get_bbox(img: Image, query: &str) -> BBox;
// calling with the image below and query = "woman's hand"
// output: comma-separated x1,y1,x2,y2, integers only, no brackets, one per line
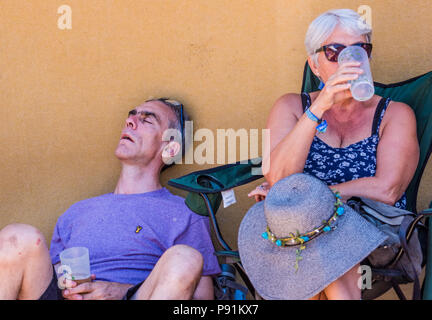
311,61,363,117
248,182,270,202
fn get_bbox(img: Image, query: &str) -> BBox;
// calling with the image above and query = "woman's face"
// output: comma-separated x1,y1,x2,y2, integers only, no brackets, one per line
311,25,368,83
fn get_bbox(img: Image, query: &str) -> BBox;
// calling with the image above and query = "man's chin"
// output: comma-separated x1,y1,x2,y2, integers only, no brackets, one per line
114,146,131,161
114,148,147,165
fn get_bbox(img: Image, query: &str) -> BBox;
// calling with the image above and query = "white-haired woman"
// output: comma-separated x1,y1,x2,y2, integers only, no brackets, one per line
248,9,419,299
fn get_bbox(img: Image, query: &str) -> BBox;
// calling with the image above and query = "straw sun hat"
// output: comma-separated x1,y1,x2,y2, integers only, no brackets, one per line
238,173,387,300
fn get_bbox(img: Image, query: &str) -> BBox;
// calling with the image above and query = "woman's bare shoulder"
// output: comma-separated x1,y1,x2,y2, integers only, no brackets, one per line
384,100,416,125
380,100,417,135
268,93,304,121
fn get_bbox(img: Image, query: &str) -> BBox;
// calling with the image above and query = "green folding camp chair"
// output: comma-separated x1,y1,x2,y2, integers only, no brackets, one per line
168,63,432,300
168,159,264,299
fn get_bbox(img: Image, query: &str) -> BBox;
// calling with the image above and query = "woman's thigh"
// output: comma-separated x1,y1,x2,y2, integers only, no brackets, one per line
323,263,361,300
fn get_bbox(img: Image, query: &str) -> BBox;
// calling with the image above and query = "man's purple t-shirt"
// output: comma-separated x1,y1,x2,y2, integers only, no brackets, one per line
49,188,221,285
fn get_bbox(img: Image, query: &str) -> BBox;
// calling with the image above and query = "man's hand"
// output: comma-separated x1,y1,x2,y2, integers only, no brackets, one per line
62,274,133,300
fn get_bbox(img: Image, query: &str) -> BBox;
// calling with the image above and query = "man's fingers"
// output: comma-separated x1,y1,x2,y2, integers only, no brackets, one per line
62,278,77,289
63,282,93,295
63,292,83,300
81,292,99,300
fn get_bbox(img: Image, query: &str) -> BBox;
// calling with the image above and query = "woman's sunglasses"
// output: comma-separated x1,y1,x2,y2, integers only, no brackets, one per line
315,42,373,62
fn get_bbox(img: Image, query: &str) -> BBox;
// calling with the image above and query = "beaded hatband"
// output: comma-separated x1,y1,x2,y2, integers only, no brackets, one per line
261,191,345,271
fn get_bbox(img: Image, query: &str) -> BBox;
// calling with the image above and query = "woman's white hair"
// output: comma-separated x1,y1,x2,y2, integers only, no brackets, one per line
305,9,372,65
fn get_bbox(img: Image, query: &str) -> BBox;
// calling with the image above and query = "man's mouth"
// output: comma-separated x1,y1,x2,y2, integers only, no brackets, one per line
120,133,135,143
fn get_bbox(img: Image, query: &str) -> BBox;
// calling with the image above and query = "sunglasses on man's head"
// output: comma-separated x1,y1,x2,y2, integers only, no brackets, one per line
315,42,373,62
157,99,184,137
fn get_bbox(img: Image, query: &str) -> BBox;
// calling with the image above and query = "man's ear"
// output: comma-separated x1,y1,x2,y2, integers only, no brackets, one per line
161,140,181,165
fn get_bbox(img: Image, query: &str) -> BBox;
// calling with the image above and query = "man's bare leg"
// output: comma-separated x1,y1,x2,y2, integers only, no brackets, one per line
0,224,53,300
132,245,204,300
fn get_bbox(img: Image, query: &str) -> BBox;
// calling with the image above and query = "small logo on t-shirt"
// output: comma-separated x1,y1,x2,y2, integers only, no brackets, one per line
135,226,143,233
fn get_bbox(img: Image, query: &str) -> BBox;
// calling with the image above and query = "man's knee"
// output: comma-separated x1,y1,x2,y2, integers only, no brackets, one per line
165,245,203,268
0,224,48,261
162,245,204,282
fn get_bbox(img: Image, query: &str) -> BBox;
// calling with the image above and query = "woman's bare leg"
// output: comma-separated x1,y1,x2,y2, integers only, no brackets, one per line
309,291,328,300
323,263,361,300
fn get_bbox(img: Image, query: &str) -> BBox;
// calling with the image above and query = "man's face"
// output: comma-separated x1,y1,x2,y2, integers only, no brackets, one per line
115,100,177,166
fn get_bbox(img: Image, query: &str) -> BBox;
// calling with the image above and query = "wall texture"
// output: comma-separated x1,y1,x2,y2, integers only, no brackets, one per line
1,0,431,251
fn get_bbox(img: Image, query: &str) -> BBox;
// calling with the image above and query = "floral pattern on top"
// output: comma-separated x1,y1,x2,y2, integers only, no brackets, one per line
301,92,407,209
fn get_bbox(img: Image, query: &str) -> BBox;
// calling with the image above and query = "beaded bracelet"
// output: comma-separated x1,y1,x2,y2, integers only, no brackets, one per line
306,108,327,133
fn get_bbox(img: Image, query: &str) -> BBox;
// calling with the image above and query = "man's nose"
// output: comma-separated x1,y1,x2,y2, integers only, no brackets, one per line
125,116,138,129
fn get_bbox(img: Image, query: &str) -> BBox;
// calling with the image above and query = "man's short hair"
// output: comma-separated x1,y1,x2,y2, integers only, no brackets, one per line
145,97,191,168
